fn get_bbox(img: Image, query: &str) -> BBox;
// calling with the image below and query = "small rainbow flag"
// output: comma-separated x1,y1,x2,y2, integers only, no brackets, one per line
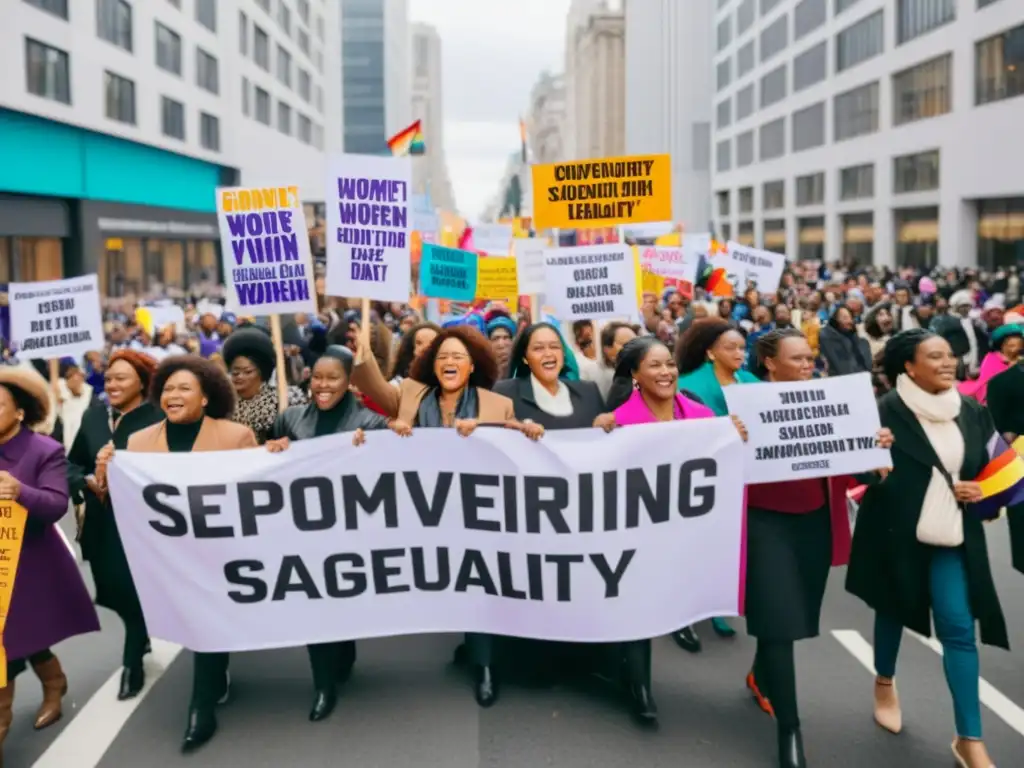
387,120,425,156
695,251,734,297
971,434,1024,520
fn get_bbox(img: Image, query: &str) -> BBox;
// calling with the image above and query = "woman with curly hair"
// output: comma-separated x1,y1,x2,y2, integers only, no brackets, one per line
70,349,164,701
350,324,542,709
96,356,258,754
388,322,440,385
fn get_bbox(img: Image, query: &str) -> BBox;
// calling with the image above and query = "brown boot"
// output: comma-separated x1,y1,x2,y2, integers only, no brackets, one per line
31,656,67,730
0,678,15,763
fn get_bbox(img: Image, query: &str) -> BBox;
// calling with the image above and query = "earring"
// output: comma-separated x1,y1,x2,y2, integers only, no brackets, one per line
632,379,639,389
201,399,209,408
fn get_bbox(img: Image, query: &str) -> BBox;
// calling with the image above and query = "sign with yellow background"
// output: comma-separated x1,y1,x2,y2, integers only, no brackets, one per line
0,501,28,688
476,257,519,313
531,154,673,230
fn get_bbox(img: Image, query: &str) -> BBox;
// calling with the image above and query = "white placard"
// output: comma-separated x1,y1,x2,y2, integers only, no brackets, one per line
9,275,104,360
543,244,638,321
638,245,699,282
724,372,889,484
472,223,514,256
722,241,786,294
512,238,548,295
325,153,412,301
107,421,745,652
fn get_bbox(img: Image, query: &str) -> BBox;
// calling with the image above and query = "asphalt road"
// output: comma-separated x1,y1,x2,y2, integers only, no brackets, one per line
6,516,1024,768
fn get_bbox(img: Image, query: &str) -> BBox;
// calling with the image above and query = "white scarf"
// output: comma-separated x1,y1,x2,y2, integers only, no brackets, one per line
896,373,961,424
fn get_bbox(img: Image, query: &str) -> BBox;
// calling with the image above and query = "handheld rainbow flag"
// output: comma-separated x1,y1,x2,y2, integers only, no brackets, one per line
970,434,1024,520
387,119,425,156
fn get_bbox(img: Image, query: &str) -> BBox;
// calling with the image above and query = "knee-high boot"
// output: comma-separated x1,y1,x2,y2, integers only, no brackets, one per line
31,655,67,729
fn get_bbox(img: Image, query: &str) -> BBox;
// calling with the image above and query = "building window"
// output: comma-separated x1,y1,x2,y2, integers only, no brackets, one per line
298,114,313,144
894,150,940,193
25,38,70,105
104,71,135,124
795,0,827,40
737,84,755,119
298,0,310,24
299,69,312,102
842,213,874,265
255,87,271,124
717,190,731,217
254,25,270,70
315,85,323,113
763,180,785,210
897,0,954,45
761,64,787,108
792,102,825,152
737,221,755,246
277,45,292,87
739,187,754,213
717,17,732,51
737,130,755,167
255,0,269,11
278,2,291,34
834,81,879,141
161,96,185,140
976,23,1024,106
895,207,939,268
717,98,732,128
242,76,250,116
760,14,789,64
796,172,825,206
892,54,951,126
316,15,324,41
737,40,755,78
97,0,133,52
793,40,827,92
978,0,1003,7
278,101,292,135
839,163,875,200
759,117,786,160
761,0,783,13
155,23,181,75
716,140,732,172
298,29,310,56
200,112,220,151
837,10,883,72
737,0,755,35
196,0,216,32
763,219,786,250
196,49,219,94
23,0,68,20
239,11,248,55
798,216,825,260
717,59,731,91
835,0,864,14
977,197,1024,270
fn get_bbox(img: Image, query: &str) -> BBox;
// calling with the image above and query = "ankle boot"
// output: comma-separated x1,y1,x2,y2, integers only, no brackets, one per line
31,656,67,730
777,725,807,768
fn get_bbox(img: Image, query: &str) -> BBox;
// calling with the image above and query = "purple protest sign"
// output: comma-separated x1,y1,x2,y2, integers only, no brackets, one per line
325,154,412,302
216,186,317,315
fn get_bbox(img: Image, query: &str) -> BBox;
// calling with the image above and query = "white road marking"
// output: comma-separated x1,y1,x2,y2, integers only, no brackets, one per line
31,639,183,768
831,629,1024,739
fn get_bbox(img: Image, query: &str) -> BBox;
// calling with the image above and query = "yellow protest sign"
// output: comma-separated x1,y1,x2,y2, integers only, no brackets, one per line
0,501,28,688
476,257,519,313
531,154,672,230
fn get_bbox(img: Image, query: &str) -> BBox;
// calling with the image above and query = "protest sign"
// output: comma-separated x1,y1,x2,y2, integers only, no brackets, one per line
217,186,317,315
0,501,27,687
325,154,412,302
531,154,672,230
472,223,513,256
8,275,103,359
512,238,547,295
721,242,786,294
638,245,699,283
543,244,638,321
419,244,478,302
724,373,889,484
107,420,744,652
621,221,675,243
476,257,519,310
135,305,186,337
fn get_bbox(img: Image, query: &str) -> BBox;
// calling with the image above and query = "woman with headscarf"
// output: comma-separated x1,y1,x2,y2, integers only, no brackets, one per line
70,349,164,701
350,325,542,708
485,315,517,378
957,323,1024,406
0,366,99,755
95,356,258,753
818,305,872,377
599,336,747,723
846,330,1006,768
747,329,892,768
389,322,440,386
222,327,308,444
265,345,405,723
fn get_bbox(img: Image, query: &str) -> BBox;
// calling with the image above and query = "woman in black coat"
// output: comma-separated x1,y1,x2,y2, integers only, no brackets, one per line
819,305,872,377
845,330,1006,768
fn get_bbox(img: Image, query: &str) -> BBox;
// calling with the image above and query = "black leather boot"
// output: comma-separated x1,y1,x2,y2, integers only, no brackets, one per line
777,726,807,768
309,688,337,722
672,626,702,653
117,665,145,701
628,683,658,723
473,665,498,707
181,707,217,752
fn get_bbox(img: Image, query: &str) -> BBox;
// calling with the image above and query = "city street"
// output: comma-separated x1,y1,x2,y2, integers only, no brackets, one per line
8,517,1024,768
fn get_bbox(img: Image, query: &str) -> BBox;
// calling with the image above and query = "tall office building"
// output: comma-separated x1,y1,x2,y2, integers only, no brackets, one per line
566,3,626,160
710,0,1024,268
410,22,455,212
626,0,714,231
1,0,341,295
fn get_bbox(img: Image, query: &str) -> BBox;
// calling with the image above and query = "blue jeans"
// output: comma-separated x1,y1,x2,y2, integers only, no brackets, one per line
873,547,982,739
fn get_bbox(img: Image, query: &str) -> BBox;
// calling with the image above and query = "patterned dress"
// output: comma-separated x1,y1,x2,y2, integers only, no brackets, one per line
230,382,308,444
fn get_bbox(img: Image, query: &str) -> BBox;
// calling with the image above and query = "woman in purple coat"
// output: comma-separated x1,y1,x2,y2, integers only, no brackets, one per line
0,366,100,754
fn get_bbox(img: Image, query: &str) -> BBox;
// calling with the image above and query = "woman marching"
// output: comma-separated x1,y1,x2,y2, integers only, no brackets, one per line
71,350,164,700
673,318,757,649
265,345,404,723
350,324,542,708
0,366,99,757
846,329,1007,768
389,322,440,385
598,336,748,723
97,356,258,753
747,329,893,768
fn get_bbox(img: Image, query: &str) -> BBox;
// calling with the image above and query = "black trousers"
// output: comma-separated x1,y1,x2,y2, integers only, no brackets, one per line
6,649,54,682
306,641,356,690
621,640,651,688
464,633,493,667
754,639,799,729
123,614,149,668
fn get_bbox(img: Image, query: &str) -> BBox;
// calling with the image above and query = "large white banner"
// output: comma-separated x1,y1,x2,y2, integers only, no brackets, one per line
107,421,744,653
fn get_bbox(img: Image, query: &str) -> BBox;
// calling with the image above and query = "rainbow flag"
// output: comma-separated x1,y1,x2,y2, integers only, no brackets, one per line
971,434,1024,520
387,120,425,156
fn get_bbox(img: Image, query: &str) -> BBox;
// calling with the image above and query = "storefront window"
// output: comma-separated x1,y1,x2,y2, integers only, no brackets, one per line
895,206,939,268
798,216,825,261
162,241,185,295
0,237,63,282
977,197,1024,270
842,212,874,265
100,237,219,298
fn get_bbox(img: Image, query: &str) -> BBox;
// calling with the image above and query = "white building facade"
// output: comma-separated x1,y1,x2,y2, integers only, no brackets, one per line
2,0,341,293
527,71,566,166
410,22,455,212
569,8,626,161
710,0,1024,269
625,0,715,232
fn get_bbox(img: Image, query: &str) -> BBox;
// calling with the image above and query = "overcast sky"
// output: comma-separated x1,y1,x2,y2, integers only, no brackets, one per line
409,0,571,220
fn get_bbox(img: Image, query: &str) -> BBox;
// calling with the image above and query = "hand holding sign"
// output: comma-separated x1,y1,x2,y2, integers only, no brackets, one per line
0,473,20,501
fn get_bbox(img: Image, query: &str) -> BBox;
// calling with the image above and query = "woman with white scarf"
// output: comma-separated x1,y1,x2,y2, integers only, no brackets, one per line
845,329,1005,768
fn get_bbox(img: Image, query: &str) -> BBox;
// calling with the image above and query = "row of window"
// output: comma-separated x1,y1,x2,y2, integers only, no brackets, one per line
153,23,219,94
157,95,219,151
239,9,325,81
241,76,324,149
